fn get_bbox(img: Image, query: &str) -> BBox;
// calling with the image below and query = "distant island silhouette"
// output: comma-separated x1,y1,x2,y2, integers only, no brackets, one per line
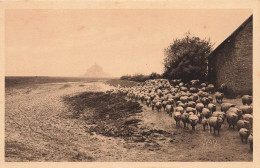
83,63,111,78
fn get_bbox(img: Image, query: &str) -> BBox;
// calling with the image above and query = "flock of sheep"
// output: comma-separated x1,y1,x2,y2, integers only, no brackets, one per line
111,79,253,151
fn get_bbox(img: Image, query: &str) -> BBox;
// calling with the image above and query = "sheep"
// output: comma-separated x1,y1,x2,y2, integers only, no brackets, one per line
189,87,198,93
215,92,224,104
146,99,151,107
242,114,253,127
176,106,184,114
201,83,207,87
181,112,189,129
207,84,215,94
202,108,211,119
151,99,157,110
227,107,242,119
201,118,209,131
237,119,251,130
168,98,174,105
226,112,238,130
166,104,173,115
195,103,204,114
201,87,208,92
208,96,214,103
239,128,250,143
248,133,253,151
221,103,235,113
176,100,182,107
155,102,162,112
190,80,200,86
201,97,210,107
179,82,184,87
219,83,227,93
186,107,196,114
187,101,196,108
178,103,186,109
173,111,181,127
212,111,226,123
189,114,199,130
242,95,253,105
208,116,224,135
162,101,168,111
240,105,253,114
180,87,188,92
180,96,188,103
192,94,199,102
208,103,217,113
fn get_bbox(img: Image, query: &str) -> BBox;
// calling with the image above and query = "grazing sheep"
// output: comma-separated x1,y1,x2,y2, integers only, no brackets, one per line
242,95,253,105
241,105,253,114
201,118,209,131
248,133,253,151
221,103,235,113
226,112,238,130
202,108,211,119
239,128,250,143
209,116,224,135
237,120,251,130
189,114,199,130
181,113,189,128
173,111,181,126
215,92,224,104
208,103,217,113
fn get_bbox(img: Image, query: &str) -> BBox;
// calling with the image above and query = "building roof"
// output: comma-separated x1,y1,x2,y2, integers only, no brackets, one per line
207,15,253,59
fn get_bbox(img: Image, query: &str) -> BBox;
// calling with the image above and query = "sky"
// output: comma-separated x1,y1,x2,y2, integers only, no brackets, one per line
5,9,252,77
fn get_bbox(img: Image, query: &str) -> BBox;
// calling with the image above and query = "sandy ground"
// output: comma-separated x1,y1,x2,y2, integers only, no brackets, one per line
5,81,252,161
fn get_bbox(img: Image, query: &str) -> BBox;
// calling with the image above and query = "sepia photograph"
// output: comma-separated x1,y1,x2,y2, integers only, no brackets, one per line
1,0,259,166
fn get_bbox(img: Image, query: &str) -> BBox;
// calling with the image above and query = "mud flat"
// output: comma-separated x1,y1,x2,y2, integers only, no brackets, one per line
5,80,252,161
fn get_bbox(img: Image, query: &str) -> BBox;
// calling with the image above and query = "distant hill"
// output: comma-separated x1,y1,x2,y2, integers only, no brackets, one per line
83,63,111,78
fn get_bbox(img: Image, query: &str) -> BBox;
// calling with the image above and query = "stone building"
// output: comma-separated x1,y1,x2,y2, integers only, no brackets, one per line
208,15,253,98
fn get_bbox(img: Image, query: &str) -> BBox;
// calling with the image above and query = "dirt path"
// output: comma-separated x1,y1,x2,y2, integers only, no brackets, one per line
5,82,252,161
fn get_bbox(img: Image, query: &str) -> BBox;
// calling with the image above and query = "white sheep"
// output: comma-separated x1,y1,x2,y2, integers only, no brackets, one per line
208,116,224,135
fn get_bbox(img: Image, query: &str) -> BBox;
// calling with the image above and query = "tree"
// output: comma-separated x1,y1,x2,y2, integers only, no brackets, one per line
163,32,213,82
149,72,161,79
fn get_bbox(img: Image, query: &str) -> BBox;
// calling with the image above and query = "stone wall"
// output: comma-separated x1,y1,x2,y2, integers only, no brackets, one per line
208,16,252,98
